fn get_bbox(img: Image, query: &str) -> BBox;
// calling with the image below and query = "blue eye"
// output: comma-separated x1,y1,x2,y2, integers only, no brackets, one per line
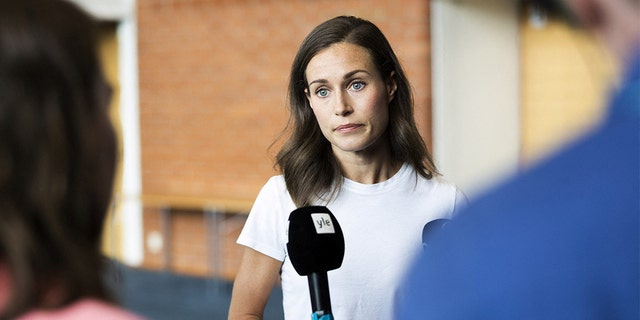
316,89,329,97
350,81,365,91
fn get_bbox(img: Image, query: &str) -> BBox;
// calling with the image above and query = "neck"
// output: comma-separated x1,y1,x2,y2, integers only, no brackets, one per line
334,149,402,184
331,132,404,184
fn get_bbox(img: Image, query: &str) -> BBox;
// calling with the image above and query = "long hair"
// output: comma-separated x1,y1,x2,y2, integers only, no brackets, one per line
276,16,438,207
0,0,117,318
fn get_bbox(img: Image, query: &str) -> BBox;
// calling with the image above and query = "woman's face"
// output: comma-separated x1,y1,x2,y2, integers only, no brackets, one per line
305,42,396,160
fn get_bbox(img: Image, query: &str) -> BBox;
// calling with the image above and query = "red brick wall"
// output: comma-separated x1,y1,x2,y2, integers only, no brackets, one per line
137,0,432,278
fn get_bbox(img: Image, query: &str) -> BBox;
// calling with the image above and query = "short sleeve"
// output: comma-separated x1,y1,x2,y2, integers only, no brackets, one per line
236,176,296,261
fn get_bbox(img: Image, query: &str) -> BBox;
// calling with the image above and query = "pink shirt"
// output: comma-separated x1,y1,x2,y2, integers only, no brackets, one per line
17,299,144,320
0,264,9,312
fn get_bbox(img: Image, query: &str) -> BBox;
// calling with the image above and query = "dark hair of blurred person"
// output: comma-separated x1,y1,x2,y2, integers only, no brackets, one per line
0,0,141,319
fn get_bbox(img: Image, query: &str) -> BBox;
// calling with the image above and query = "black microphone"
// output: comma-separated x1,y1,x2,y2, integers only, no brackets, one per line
287,206,344,319
422,218,450,248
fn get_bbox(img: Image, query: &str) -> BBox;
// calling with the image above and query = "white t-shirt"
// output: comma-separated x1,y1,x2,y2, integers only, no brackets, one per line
237,163,464,319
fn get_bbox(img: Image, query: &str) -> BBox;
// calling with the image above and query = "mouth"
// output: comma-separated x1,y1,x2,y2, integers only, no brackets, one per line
334,123,362,132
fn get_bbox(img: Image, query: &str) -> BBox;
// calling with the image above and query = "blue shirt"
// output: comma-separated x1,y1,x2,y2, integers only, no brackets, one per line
396,51,640,320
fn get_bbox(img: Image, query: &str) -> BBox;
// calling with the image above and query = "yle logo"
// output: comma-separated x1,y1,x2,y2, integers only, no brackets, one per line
310,213,335,234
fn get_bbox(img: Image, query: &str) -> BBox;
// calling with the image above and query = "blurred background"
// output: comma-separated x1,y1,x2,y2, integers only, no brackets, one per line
69,0,617,318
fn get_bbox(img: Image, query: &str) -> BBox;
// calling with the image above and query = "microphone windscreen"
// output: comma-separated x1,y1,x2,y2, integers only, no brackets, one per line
422,218,450,247
287,206,345,276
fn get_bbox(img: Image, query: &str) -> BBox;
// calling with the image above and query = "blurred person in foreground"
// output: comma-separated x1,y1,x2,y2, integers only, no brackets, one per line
0,0,143,319
397,0,639,319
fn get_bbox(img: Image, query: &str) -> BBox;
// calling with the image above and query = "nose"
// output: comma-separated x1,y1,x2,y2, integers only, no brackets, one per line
334,90,353,116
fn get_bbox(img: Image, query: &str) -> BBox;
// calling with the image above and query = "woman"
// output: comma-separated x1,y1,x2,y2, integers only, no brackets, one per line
229,16,465,319
0,0,141,319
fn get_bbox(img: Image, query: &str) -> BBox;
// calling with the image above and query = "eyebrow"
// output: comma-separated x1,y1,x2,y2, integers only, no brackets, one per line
308,69,371,87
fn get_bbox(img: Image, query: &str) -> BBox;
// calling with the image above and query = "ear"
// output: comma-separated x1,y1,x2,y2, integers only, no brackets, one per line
387,71,397,101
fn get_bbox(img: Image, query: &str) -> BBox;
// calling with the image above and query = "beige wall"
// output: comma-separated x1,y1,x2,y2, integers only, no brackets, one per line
519,8,618,164
98,24,124,259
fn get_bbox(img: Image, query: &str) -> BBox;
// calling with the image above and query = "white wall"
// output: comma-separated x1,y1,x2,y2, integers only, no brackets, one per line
67,0,134,20
117,11,144,266
431,0,521,199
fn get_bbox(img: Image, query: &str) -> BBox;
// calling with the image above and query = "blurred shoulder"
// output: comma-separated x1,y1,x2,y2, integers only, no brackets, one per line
18,299,144,320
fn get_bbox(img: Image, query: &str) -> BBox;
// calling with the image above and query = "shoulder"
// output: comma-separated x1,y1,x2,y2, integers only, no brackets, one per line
431,175,460,193
254,175,293,208
398,164,461,197
248,174,296,222
402,166,464,216
414,169,462,201
258,175,287,195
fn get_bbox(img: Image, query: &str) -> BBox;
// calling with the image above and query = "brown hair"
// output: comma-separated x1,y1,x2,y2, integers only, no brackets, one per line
276,16,438,207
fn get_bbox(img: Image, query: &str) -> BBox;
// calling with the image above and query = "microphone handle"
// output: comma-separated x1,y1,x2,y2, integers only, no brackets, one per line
312,313,334,320
308,272,332,317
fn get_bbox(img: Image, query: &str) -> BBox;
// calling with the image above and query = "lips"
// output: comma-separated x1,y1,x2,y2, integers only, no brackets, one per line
335,123,362,132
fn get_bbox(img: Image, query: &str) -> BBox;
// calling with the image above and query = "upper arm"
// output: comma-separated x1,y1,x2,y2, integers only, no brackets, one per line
228,246,283,320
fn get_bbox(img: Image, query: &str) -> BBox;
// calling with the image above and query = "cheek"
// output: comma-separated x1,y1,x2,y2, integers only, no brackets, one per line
363,92,390,120
371,96,392,133
310,105,331,131
374,109,390,131
310,105,322,122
